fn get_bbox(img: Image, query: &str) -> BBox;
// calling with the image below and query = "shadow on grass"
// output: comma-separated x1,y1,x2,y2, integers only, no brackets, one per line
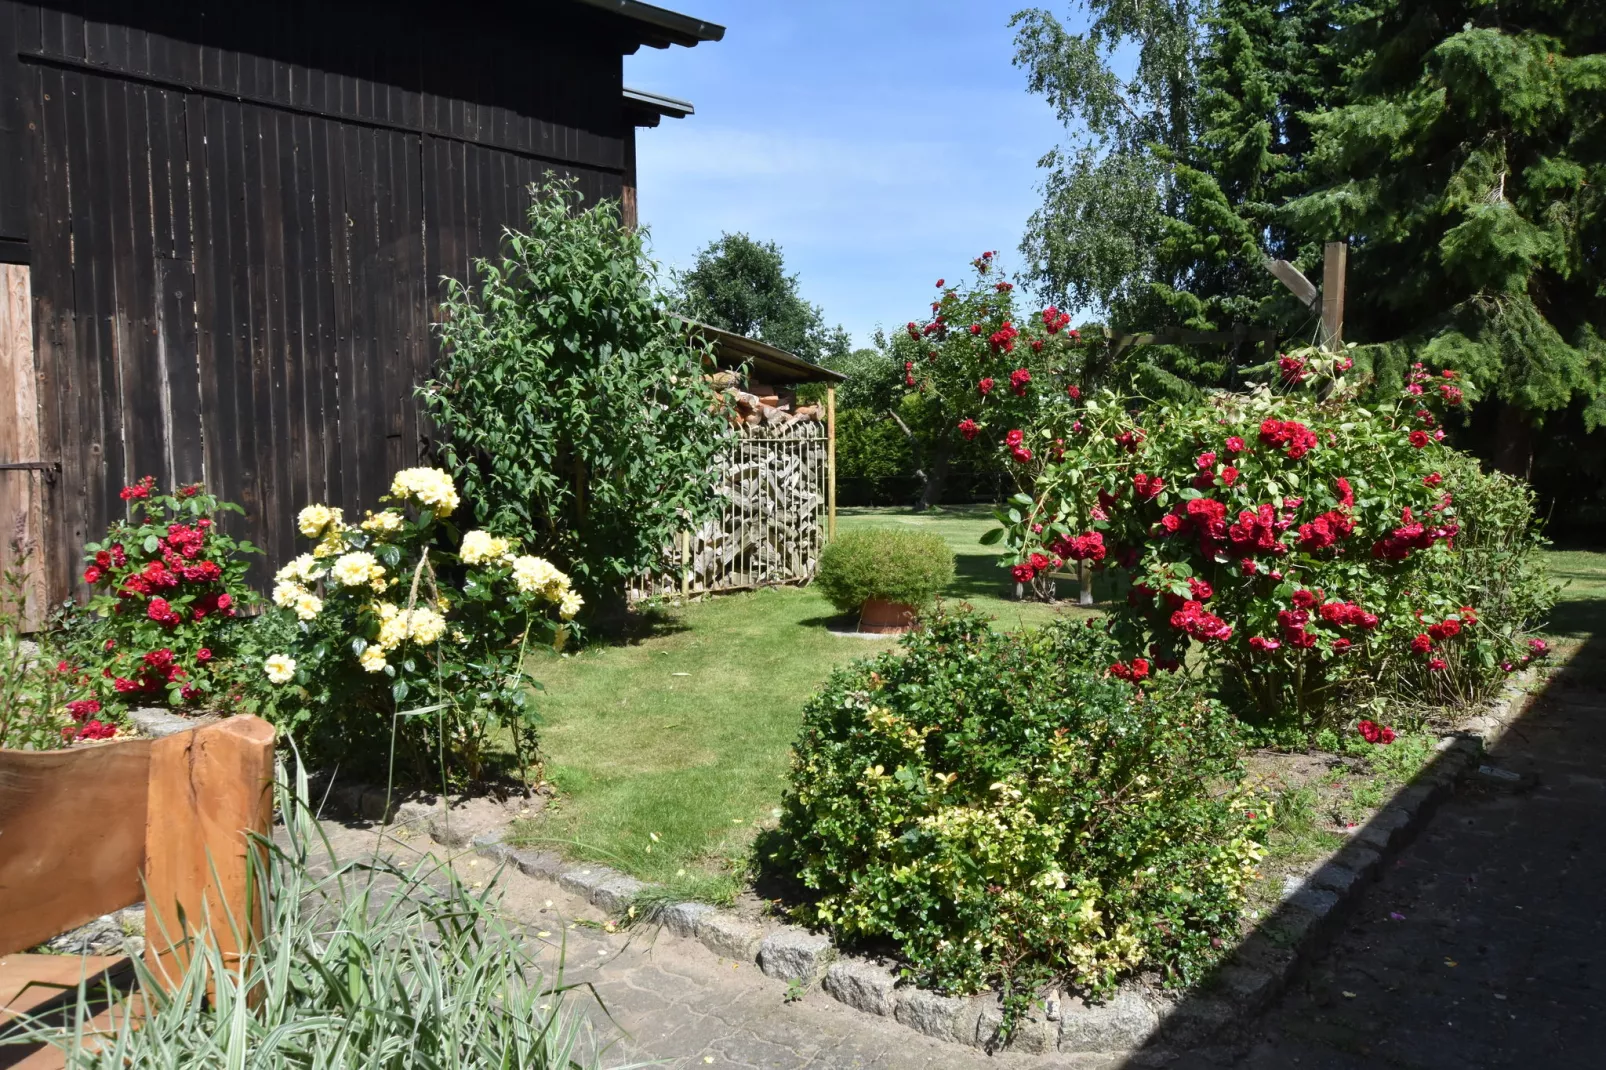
593,603,692,647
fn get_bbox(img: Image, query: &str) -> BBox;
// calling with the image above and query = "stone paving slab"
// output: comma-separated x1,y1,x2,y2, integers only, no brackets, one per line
1160,654,1606,1069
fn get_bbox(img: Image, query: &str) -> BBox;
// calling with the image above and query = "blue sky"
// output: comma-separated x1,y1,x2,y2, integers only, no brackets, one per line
627,1,1076,352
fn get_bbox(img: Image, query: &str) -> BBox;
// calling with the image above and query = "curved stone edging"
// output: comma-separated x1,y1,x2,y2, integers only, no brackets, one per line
322,672,1541,1059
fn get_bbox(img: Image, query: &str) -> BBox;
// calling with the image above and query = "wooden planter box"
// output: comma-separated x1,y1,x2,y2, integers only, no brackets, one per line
0,717,275,1065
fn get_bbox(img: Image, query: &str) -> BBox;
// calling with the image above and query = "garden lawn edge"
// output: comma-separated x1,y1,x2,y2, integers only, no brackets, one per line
279,671,1541,1058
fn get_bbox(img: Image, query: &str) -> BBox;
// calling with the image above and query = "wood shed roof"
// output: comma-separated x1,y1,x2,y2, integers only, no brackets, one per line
680,320,849,385
569,0,726,50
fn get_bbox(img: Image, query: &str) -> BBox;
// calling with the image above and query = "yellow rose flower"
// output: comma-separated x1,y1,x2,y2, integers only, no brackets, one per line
360,509,406,533
358,646,388,673
459,529,512,565
274,554,324,584
388,467,460,517
558,590,584,620
264,654,296,685
331,551,383,588
293,592,323,621
272,581,305,608
297,504,333,538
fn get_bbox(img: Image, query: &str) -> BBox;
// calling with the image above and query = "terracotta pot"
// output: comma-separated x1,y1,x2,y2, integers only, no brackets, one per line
858,598,917,634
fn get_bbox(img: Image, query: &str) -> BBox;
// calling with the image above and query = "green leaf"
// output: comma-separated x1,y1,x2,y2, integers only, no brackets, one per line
143,535,160,554
978,527,1005,546
392,680,410,703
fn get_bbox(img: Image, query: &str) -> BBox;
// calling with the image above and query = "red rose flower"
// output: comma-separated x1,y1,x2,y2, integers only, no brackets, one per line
1379,726,1396,743
1196,451,1217,470
1410,633,1433,654
196,648,213,662
1008,367,1031,396
978,377,995,397
1011,563,1035,584
84,566,102,584
957,418,979,442
1005,429,1025,447
1225,436,1246,454
1132,473,1164,501
1358,720,1381,743
1066,385,1081,400
1408,430,1430,448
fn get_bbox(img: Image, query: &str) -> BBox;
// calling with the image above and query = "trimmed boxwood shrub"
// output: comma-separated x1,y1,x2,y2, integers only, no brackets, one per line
813,528,954,616
772,607,1264,1005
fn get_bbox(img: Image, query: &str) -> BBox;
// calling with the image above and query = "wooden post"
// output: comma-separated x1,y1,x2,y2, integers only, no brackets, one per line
825,384,837,541
0,264,45,632
1321,241,1347,350
679,529,690,604
144,716,276,995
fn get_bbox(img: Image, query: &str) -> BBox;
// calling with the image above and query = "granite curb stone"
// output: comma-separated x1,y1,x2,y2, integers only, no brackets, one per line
338,670,1536,1060
757,927,836,984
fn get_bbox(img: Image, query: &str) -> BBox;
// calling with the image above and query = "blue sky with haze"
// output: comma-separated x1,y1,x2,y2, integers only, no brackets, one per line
626,1,1081,352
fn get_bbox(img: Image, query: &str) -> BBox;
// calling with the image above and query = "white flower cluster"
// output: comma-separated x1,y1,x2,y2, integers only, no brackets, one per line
389,467,460,517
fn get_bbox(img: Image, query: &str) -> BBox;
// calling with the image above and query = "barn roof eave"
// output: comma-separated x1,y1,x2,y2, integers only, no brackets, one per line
569,0,725,49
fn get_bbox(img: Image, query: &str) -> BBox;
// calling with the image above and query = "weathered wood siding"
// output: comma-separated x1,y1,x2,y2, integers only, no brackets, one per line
2,0,635,600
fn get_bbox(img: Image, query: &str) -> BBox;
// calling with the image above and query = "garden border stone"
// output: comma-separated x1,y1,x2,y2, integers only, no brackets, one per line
298,669,1540,1061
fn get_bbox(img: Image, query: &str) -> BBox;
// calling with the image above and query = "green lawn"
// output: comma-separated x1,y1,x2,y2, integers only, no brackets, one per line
512,522,1606,902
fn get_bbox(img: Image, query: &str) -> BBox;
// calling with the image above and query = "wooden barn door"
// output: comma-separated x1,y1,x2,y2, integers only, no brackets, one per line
27,68,203,609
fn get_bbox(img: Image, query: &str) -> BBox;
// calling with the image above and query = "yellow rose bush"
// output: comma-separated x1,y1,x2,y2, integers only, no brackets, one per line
256,467,579,783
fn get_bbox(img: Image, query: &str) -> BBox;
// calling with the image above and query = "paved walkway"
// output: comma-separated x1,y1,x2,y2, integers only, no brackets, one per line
312,820,1103,1070
1161,638,1606,1069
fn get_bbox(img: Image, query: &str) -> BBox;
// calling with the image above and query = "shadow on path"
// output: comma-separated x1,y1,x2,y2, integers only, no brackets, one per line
1146,633,1606,1069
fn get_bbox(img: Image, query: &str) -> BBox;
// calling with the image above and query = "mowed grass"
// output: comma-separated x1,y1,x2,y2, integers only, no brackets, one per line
513,586,898,901
510,505,1097,900
511,504,1605,901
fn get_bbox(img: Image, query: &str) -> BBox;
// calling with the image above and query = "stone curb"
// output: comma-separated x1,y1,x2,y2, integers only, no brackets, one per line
341,672,1541,1060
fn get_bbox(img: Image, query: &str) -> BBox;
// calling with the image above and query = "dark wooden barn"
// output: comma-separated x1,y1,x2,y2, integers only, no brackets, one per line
0,0,721,625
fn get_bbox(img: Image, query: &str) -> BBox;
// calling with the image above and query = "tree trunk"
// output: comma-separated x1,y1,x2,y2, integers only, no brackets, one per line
1492,401,1534,481
917,442,952,512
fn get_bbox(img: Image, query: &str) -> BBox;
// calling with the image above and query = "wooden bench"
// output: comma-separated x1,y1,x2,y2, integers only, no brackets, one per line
0,716,275,1067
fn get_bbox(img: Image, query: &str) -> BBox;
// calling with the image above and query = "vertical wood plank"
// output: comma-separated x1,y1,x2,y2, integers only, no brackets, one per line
1322,241,1347,351
0,264,44,629
825,385,836,542
143,716,275,995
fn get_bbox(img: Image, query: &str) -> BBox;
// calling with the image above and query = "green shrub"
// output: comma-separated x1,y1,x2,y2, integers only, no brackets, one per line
425,177,731,612
1384,452,1557,707
813,528,954,615
772,607,1263,1003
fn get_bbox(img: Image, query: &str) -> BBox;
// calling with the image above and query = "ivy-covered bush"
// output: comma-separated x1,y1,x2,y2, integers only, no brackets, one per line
425,177,730,614
813,528,954,616
66,478,260,719
773,608,1262,1002
253,467,576,784
988,350,1553,728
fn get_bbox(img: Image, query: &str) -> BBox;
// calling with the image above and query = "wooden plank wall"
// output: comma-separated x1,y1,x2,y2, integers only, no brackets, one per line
9,0,634,600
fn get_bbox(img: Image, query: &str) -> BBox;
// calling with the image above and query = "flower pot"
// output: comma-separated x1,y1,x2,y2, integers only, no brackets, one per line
858,598,917,634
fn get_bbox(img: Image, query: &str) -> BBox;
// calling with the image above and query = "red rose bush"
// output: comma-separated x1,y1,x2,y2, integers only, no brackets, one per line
987,350,1554,728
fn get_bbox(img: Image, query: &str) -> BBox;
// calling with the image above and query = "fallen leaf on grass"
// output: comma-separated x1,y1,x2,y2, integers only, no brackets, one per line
1444,958,1458,967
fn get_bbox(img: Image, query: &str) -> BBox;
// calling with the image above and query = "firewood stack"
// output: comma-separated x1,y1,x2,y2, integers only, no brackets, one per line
708,370,824,430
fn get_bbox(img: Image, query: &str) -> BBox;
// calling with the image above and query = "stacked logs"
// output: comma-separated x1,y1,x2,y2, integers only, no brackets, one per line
709,370,824,430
